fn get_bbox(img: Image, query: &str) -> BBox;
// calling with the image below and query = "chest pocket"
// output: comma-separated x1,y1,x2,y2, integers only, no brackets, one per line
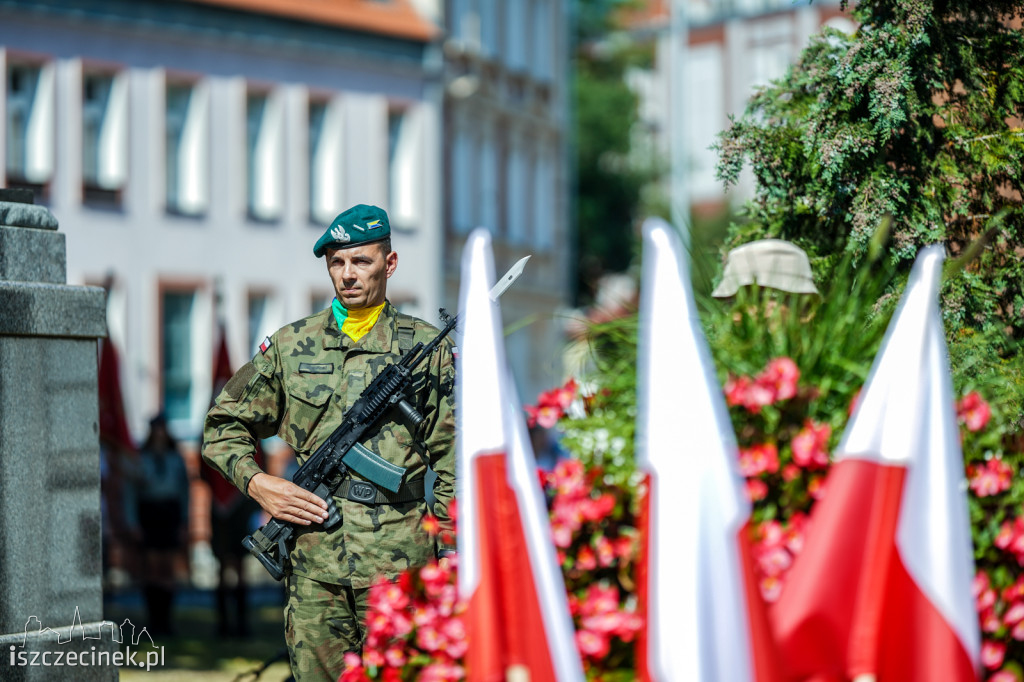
284,373,335,451
345,370,366,410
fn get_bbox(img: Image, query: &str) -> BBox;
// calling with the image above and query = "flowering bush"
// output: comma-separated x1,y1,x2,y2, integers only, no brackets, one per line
344,283,1022,681
542,457,641,679
340,510,466,682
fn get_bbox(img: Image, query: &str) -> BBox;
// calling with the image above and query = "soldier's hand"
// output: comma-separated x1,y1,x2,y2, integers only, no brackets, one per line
247,473,329,525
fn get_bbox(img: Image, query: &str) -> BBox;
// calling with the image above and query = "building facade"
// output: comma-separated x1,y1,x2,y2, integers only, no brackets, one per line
625,0,853,215
1,0,572,447
0,0,481,449
440,0,572,402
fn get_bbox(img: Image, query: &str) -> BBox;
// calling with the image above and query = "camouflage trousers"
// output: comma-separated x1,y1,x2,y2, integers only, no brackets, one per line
284,574,369,682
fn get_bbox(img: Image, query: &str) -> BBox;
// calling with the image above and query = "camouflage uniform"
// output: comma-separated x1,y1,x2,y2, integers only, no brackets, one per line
202,301,455,680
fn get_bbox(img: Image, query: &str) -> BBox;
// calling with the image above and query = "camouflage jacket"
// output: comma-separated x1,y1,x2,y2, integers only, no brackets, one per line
202,301,456,588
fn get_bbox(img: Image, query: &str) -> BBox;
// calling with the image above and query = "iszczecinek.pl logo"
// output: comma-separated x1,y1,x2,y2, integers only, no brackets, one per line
8,606,165,672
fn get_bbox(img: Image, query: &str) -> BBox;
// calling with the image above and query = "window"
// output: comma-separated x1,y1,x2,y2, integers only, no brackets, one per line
451,129,474,234
246,291,285,358
478,131,498,232
529,0,553,81
310,292,334,315
309,97,344,224
5,62,55,189
506,140,527,243
246,90,284,221
532,147,554,249
504,0,526,71
480,0,497,58
82,71,128,203
162,291,195,424
165,80,209,215
387,107,418,229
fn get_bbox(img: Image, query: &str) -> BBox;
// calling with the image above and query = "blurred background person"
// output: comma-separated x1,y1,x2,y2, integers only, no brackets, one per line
201,444,264,638
125,414,191,636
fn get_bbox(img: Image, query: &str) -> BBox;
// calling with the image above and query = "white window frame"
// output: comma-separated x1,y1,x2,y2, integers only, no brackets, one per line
164,78,210,215
387,105,420,230
246,88,285,221
81,69,128,192
5,59,55,185
309,95,345,225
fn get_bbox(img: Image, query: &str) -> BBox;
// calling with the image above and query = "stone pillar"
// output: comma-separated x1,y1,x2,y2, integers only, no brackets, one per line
0,188,119,680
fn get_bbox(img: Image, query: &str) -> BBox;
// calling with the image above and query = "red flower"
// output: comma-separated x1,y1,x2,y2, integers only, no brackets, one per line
783,514,807,555
362,648,386,668
525,379,579,428
340,652,370,682
595,535,616,568
781,463,801,482
381,667,403,682
725,375,753,408
526,403,562,429
1002,575,1024,603
745,478,769,501
368,578,410,615
578,584,620,618
1003,601,1024,627
791,420,831,470
418,661,465,682
957,391,992,432
989,672,1022,682
383,646,407,669
738,442,780,477
759,357,800,401
575,629,611,659
760,575,783,602
987,667,1019,679
422,512,441,536
981,640,1007,670
808,475,826,500
576,545,597,571
613,534,635,560
980,607,1001,633
968,458,1013,497
580,494,616,522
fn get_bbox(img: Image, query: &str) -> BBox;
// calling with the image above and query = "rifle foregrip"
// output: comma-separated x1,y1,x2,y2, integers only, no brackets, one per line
396,398,424,432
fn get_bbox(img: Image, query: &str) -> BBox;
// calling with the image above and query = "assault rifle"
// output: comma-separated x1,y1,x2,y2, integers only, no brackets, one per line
242,256,529,580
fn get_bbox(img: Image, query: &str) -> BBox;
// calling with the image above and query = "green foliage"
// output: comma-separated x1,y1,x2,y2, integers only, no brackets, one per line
572,0,662,306
560,315,641,487
704,245,896,432
715,0,1024,340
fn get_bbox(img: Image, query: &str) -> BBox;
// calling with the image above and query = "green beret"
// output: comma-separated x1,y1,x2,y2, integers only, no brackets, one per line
313,204,391,257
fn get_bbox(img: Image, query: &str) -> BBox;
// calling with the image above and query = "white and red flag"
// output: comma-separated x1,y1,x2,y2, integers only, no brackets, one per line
635,218,779,682
770,245,980,681
456,229,585,682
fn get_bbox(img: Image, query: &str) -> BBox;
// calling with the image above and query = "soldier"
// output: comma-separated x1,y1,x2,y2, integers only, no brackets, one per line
202,204,456,682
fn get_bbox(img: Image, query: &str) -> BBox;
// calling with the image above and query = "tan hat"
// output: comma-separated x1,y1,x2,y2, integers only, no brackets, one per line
711,239,819,298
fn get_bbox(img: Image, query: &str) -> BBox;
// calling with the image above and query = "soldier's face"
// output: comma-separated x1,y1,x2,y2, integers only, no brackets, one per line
326,243,397,309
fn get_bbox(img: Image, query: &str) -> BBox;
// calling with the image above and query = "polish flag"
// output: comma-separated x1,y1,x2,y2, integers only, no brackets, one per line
456,229,585,682
770,245,981,681
635,218,779,682
211,325,233,402
98,336,136,454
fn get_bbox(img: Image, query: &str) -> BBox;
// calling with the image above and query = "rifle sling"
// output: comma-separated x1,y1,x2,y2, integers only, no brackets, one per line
336,477,425,506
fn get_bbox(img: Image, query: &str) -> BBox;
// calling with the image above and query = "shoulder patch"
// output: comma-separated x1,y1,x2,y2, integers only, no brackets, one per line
223,363,258,401
259,336,272,353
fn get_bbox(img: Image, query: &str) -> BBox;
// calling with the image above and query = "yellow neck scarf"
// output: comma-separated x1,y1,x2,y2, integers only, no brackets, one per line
332,299,385,342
